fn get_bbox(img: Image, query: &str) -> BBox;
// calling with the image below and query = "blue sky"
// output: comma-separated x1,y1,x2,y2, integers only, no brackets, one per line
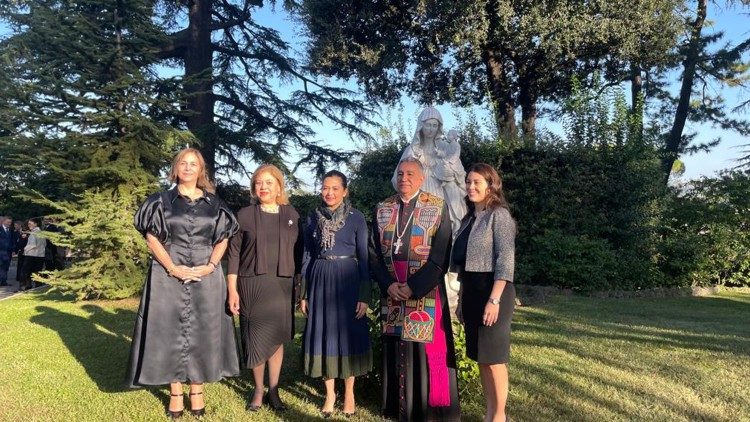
2,3,748,188
246,3,750,186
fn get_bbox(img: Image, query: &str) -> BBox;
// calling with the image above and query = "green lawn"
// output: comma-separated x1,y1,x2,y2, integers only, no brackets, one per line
0,289,748,421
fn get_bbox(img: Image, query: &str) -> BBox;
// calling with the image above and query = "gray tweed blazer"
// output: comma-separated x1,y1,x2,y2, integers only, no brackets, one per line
453,206,515,282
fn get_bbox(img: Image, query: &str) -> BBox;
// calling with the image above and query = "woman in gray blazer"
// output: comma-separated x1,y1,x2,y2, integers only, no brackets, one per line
451,163,516,422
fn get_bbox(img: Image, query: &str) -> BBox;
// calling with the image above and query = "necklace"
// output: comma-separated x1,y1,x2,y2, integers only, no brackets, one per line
393,205,416,255
260,203,279,213
178,185,201,200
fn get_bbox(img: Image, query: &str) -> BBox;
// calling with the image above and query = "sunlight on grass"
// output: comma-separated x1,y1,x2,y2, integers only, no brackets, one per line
0,289,747,421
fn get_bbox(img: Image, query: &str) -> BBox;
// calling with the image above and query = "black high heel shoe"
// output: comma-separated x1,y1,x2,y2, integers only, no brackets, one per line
166,393,184,419
189,391,205,417
265,389,287,412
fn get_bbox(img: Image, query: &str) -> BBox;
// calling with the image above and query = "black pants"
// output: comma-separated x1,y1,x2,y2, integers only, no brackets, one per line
0,256,10,284
15,255,25,282
20,256,44,289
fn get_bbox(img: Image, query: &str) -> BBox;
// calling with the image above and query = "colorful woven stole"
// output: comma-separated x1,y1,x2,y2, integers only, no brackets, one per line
376,192,444,342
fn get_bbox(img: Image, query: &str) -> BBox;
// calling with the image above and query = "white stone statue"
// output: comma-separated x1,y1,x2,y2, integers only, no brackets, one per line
392,107,467,234
392,107,467,312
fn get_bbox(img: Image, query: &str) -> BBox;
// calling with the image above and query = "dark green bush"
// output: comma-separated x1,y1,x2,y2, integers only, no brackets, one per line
660,171,750,287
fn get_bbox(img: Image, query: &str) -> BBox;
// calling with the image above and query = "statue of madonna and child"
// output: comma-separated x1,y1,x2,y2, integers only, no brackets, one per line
391,106,468,311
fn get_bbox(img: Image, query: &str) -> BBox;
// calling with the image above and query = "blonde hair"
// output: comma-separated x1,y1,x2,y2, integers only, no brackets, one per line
251,164,289,205
168,148,215,193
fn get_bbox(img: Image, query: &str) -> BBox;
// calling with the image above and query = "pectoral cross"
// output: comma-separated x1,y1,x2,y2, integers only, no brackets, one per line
393,236,404,254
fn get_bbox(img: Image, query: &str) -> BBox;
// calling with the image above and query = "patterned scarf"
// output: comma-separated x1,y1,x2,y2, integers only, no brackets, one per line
315,200,351,251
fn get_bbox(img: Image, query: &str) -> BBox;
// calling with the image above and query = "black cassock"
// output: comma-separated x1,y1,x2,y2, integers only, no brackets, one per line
370,196,461,422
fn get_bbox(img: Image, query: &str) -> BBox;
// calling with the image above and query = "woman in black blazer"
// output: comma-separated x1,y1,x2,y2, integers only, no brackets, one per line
227,164,301,412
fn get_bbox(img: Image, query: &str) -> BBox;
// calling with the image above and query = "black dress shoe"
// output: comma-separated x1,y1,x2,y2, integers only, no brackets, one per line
265,390,287,411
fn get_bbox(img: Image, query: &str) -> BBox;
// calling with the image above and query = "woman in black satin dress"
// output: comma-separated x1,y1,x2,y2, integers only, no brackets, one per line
125,148,240,419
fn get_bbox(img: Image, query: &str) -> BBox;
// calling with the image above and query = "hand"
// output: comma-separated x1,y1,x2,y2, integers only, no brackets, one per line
170,265,201,283
355,302,368,319
387,283,410,301
227,289,240,315
299,299,308,317
483,302,499,326
387,283,404,301
191,264,214,278
398,284,413,300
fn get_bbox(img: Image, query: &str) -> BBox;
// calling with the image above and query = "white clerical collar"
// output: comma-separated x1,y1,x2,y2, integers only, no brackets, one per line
399,190,421,204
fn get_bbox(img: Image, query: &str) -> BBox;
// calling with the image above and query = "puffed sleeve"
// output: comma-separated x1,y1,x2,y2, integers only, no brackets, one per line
212,200,239,244
134,192,168,243
492,207,516,282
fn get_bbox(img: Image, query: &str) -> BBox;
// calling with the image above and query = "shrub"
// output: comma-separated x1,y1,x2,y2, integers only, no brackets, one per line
660,171,750,287
32,186,151,300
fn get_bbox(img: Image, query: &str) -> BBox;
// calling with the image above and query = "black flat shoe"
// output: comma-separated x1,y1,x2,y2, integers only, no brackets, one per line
344,411,356,418
265,390,287,412
189,391,205,417
321,410,333,418
166,393,184,419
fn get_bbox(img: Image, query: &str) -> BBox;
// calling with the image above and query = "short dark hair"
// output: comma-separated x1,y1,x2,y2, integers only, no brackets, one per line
322,170,348,189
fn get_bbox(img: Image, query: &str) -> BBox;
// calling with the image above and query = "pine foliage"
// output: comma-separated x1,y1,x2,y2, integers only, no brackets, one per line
0,0,182,299
29,186,151,299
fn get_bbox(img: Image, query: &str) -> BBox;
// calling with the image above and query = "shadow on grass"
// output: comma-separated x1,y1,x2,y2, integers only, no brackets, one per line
29,303,172,408
30,304,135,393
519,295,750,355
508,294,750,419
218,316,383,420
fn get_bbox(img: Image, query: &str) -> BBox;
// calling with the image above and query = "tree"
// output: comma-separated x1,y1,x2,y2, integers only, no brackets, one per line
0,0,181,298
1,0,375,184
657,0,750,182
0,0,175,194
147,0,375,179
297,0,680,140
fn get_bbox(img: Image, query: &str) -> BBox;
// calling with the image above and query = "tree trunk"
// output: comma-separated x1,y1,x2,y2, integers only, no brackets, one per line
519,81,537,144
483,48,517,141
663,0,706,184
184,0,217,179
630,63,643,141
482,0,516,141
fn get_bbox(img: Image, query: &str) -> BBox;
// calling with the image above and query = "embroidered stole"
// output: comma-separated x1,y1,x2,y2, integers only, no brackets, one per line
376,192,444,343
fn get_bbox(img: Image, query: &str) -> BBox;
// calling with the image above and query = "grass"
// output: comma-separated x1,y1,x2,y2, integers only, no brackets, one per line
0,289,748,421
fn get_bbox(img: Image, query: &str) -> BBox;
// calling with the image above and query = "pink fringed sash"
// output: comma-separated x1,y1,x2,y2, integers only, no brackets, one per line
425,292,450,407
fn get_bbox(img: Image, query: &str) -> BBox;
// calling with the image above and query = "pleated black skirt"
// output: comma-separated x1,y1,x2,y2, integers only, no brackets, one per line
237,273,294,369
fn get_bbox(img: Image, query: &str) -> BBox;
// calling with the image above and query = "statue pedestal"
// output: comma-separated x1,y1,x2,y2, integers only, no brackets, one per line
444,271,460,316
